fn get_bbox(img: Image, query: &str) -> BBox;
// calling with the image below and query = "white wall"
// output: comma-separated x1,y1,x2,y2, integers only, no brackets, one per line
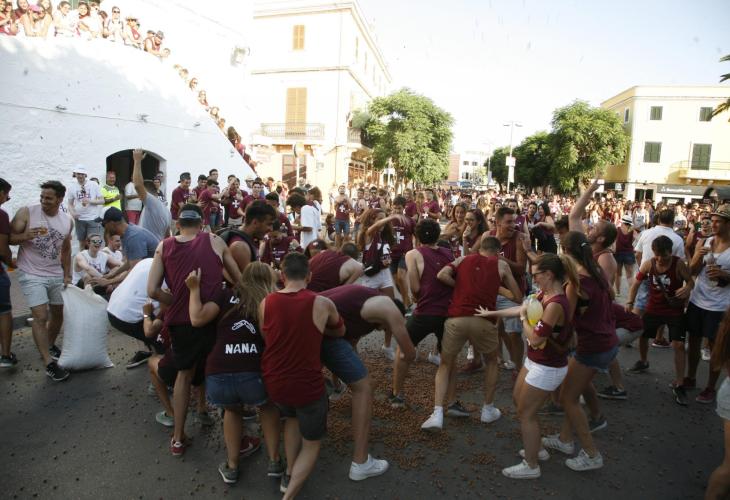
0,37,254,220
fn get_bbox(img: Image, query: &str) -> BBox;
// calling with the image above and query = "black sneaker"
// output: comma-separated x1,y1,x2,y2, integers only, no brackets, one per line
388,393,405,409
588,415,607,433
0,352,18,368
446,400,471,417
126,350,152,369
267,457,285,478
279,474,290,494
597,386,627,400
49,344,62,361
626,360,649,374
46,361,69,382
673,385,688,406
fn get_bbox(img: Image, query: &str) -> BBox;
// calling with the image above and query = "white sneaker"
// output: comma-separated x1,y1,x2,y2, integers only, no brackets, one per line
519,448,550,461
427,352,441,366
348,455,389,481
480,405,501,424
381,344,395,361
702,347,711,362
421,411,443,431
541,434,575,455
501,360,516,370
565,449,604,471
502,460,541,479
466,344,475,360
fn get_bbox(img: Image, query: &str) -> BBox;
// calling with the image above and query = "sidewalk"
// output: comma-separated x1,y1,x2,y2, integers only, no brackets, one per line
7,270,30,329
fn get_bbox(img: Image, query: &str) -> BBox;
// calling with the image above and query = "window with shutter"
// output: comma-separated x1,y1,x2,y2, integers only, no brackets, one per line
285,88,307,138
699,107,713,122
643,142,661,163
691,144,712,170
292,25,305,50
650,106,663,120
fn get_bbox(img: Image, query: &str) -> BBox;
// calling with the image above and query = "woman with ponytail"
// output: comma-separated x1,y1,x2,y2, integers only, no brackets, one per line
476,253,578,479
539,230,617,472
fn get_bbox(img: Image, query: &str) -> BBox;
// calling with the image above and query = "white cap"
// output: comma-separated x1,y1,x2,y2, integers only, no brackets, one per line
73,165,88,175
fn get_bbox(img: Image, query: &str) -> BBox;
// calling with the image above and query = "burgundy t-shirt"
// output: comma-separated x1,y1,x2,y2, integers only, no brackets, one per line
206,288,264,376
573,275,617,354
308,250,351,292
423,200,440,218
162,233,223,326
447,254,499,320
224,189,248,220
527,293,572,368
391,217,415,259
404,201,418,219
261,289,324,406
612,302,642,331
170,186,190,220
320,285,380,342
261,235,299,267
277,211,294,237
0,208,9,275
368,197,381,209
198,188,214,225
414,246,454,316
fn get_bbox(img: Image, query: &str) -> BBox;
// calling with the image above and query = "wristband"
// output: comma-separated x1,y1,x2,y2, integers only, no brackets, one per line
326,316,344,330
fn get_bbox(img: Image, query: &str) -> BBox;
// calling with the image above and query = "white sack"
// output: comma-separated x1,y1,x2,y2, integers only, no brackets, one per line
58,285,114,370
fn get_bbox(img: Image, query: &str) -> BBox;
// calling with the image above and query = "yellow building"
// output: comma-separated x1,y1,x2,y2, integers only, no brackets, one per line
601,85,730,203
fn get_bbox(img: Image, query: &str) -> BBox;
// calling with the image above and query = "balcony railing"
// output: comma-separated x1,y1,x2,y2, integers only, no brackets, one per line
260,122,325,140
348,127,363,144
672,161,730,181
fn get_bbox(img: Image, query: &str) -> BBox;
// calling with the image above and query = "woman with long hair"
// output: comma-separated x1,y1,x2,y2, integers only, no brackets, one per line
357,208,396,359
462,208,487,256
186,262,283,485
707,307,730,499
443,202,468,258
531,202,557,254
415,191,427,222
541,231,617,472
476,253,579,478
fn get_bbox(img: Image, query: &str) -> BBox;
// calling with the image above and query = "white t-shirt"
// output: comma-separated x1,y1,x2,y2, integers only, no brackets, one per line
107,258,157,323
299,204,321,249
66,180,102,221
102,247,123,262
139,193,170,240
72,250,109,284
689,237,730,312
633,225,685,266
125,182,143,211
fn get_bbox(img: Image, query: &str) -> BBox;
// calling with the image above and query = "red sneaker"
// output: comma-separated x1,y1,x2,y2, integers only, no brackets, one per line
696,388,716,404
460,358,484,374
651,338,670,348
170,437,186,457
239,435,262,458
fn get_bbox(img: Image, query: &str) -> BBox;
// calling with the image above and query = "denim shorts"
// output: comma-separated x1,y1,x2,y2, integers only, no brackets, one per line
634,280,649,311
0,272,10,315
615,252,636,266
334,219,350,235
206,371,268,408
496,295,522,333
321,337,367,384
17,271,64,308
574,345,619,373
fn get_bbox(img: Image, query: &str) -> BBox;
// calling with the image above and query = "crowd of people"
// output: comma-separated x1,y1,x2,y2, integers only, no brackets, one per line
0,158,729,498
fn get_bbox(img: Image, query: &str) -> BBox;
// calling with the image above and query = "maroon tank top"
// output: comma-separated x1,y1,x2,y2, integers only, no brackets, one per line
490,230,526,292
308,250,351,292
642,256,684,317
573,275,617,354
335,199,350,220
527,293,571,368
261,289,324,406
447,254,500,320
615,228,634,254
415,246,454,316
162,232,223,326
320,285,380,341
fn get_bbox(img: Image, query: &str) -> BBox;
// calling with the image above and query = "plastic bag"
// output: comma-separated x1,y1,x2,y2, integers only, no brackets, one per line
525,295,543,326
58,285,114,371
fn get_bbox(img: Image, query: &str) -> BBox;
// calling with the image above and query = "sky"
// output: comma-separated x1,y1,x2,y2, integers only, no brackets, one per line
361,0,729,152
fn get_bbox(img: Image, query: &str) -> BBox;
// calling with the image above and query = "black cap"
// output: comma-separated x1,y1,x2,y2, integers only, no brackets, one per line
179,172,191,181
96,207,124,225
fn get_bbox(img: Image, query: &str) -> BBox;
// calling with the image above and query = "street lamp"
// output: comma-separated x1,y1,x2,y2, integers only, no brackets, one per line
503,121,522,193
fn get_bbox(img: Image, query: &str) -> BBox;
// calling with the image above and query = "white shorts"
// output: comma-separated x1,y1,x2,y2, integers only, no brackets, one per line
524,357,568,392
717,377,730,421
357,268,393,290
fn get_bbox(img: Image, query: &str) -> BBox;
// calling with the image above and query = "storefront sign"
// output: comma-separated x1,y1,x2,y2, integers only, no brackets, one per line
657,184,707,196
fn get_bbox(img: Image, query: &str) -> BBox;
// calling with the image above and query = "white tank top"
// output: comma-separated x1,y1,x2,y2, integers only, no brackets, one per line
690,236,730,312
17,205,73,277
72,250,109,284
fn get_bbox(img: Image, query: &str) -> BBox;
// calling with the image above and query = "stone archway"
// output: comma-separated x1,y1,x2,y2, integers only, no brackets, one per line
105,149,166,209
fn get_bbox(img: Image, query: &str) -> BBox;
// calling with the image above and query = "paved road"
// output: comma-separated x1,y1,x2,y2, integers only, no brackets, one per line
1,317,722,500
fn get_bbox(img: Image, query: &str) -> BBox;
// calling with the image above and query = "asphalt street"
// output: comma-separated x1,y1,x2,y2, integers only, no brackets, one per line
0,288,723,500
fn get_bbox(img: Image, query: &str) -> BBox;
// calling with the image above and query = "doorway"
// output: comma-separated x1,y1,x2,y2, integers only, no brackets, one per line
106,150,164,209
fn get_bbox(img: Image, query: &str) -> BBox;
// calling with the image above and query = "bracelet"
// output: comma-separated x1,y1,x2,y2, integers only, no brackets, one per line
626,302,633,305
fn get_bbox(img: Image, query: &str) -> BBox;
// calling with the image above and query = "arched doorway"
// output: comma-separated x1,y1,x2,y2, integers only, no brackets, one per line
106,149,165,209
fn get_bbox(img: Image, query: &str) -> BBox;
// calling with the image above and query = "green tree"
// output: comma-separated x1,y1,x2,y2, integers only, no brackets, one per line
363,88,454,188
550,100,629,192
513,131,554,193
487,146,509,191
711,54,730,122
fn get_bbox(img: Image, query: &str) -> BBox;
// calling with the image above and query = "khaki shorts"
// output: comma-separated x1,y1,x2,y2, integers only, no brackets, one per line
442,316,498,362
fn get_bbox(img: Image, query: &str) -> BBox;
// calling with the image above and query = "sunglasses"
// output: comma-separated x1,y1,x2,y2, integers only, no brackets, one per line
90,239,103,245
531,271,545,279
112,9,120,13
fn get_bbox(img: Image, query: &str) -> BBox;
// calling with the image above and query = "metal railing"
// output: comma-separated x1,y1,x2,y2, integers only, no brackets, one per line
260,122,325,140
347,127,363,144
671,160,730,172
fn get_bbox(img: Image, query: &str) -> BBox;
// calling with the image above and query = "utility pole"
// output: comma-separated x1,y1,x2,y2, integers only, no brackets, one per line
503,121,522,193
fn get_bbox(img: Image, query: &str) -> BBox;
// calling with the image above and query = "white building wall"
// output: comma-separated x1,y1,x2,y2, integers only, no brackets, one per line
0,37,254,220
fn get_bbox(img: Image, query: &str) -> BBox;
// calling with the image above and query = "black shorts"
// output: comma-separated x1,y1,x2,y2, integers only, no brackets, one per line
389,255,407,274
108,313,165,354
615,252,636,265
275,392,328,441
168,324,215,371
157,349,205,387
686,301,724,341
642,313,685,342
407,314,447,352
